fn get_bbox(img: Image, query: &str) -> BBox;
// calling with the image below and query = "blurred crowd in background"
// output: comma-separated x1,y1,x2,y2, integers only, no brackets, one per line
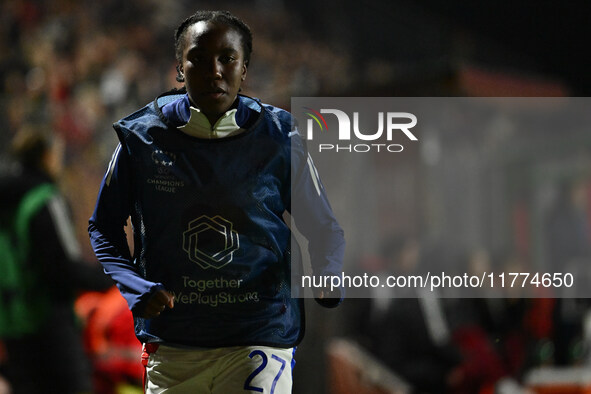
1,0,591,393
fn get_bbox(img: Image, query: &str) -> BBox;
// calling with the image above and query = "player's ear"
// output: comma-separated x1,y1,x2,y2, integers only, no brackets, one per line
241,61,247,81
176,64,185,83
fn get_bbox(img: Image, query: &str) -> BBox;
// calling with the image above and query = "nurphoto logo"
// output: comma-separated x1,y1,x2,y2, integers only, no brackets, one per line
302,106,418,153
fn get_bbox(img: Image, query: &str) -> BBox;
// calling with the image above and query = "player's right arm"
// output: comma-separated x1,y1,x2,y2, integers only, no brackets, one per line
88,144,171,317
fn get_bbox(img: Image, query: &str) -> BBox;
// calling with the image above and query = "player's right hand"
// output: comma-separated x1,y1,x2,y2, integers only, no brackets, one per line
141,289,175,318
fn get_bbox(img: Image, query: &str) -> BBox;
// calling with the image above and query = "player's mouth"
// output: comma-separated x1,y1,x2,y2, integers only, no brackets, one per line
204,88,226,99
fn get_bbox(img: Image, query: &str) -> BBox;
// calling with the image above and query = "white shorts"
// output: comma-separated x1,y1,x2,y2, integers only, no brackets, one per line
143,344,295,394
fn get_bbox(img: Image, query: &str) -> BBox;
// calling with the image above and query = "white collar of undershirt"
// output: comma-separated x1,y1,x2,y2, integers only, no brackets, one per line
178,106,244,139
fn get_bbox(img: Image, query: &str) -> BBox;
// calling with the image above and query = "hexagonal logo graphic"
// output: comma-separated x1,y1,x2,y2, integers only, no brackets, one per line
182,215,240,269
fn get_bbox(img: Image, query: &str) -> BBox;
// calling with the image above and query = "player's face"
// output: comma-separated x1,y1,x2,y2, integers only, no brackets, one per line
180,21,247,125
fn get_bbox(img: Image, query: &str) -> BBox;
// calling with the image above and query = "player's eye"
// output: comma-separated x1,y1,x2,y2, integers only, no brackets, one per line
219,55,236,64
187,53,205,63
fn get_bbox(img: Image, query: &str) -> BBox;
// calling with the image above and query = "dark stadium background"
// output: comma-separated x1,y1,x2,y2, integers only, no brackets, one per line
1,1,590,393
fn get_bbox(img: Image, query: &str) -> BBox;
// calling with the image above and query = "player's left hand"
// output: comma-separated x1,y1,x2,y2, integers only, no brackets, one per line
315,288,339,300
314,287,343,308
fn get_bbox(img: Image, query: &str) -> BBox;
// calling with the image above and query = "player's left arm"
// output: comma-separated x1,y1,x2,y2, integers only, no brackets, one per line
287,132,345,307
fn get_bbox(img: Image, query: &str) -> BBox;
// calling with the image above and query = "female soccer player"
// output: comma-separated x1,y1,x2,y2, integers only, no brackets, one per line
89,10,344,393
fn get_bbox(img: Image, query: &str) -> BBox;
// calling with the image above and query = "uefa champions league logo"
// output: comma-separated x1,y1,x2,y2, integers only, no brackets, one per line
151,149,176,166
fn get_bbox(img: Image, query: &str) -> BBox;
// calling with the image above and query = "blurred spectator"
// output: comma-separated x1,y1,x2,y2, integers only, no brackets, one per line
0,127,113,394
448,250,557,392
545,178,591,365
354,236,464,393
75,287,143,394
